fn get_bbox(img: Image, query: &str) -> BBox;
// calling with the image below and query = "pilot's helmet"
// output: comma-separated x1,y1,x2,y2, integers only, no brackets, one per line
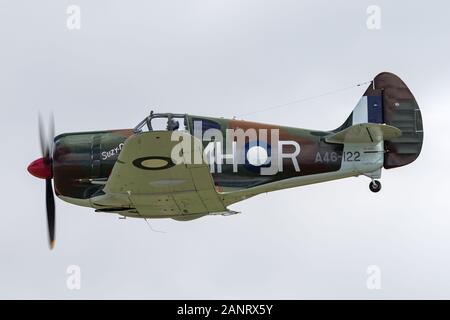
167,119,179,131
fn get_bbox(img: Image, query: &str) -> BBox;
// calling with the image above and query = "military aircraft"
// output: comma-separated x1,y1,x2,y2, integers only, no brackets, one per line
28,72,423,249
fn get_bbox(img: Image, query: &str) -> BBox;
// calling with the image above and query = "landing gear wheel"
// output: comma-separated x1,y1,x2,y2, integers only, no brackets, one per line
369,180,382,193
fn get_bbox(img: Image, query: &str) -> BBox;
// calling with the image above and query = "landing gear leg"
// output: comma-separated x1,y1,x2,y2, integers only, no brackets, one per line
369,180,382,193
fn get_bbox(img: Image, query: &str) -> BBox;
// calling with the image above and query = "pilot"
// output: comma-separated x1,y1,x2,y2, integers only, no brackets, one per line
167,118,179,131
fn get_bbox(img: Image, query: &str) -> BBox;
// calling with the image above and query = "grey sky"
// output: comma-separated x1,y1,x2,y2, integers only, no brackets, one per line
0,0,449,299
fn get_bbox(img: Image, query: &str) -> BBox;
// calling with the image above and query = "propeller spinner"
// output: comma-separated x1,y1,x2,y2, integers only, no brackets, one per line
27,114,56,250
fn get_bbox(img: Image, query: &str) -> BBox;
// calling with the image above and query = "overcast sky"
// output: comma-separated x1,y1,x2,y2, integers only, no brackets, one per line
0,0,449,299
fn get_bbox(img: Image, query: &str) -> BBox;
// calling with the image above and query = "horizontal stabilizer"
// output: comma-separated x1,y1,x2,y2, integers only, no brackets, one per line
326,123,402,144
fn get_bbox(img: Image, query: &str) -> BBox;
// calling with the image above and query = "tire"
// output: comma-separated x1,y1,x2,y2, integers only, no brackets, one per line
369,180,382,193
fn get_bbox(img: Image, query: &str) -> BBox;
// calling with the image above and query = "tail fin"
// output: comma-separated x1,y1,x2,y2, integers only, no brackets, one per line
335,72,423,169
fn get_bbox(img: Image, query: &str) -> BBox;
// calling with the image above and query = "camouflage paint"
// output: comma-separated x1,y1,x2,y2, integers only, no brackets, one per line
187,116,344,191
53,129,134,199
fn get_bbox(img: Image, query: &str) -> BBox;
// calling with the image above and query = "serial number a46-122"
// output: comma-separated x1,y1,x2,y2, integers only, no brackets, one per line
315,151,361,163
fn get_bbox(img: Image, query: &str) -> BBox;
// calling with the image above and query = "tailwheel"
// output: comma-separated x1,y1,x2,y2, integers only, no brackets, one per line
369,180,382,193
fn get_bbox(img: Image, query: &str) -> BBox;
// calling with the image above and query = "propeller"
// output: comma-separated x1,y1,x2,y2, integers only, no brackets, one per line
28,114,56,249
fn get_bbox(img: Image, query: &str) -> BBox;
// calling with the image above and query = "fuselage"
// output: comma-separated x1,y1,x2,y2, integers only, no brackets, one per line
52,115,363,207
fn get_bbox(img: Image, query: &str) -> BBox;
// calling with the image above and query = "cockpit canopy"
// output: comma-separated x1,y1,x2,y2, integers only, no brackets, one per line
133,112,189,133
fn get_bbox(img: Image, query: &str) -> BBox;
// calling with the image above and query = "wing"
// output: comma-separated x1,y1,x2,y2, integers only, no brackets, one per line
98,131,227,218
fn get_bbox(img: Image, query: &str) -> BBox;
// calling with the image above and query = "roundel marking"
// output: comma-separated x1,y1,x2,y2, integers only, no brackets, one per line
132,156,175,170
246,145,269,166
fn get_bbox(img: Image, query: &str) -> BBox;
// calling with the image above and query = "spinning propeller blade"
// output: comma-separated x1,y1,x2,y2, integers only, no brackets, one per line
30,113,56,249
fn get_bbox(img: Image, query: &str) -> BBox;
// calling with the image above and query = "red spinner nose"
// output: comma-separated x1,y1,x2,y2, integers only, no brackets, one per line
27,157,53,179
